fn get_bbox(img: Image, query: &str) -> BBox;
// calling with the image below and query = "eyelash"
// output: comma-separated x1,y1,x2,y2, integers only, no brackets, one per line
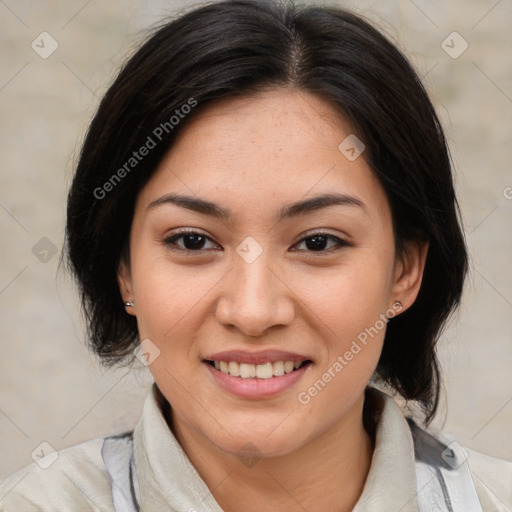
162,229,350,255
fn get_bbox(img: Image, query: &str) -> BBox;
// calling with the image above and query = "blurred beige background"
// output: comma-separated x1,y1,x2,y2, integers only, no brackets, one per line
0,0,511,480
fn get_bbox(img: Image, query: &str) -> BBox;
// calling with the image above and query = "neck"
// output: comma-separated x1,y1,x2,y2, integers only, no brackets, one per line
166,389,376,512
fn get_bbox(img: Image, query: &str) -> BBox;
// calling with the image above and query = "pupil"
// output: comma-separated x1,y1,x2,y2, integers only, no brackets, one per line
306,235,327,251
185,234,205,250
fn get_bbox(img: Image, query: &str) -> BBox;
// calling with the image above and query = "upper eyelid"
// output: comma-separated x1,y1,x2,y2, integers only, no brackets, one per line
164,229,348,249
165,228,346,240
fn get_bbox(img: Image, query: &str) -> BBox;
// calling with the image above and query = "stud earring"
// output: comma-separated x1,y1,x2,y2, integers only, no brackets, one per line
124,301,135,308
393,300,402,308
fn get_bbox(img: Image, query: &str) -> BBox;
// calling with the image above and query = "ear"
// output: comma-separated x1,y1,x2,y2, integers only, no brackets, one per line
117,258,136,317
390,239,429,312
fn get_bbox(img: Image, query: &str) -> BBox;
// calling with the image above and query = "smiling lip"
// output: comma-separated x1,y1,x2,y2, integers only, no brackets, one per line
203,360,311,399
202,349,312,399
203,349,311,365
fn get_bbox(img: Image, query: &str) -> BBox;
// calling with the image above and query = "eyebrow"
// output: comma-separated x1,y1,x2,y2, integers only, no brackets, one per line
147,192,366,222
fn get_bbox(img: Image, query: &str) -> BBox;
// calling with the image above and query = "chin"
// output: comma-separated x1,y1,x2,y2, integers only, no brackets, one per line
206,409,313,456
212,429,305,461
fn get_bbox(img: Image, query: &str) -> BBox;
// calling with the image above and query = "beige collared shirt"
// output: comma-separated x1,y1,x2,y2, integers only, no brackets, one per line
1,384,511,511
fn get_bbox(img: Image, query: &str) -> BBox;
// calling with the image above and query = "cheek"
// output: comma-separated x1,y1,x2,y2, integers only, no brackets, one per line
295,264,389,421
129,247,225,376
129,250,198,344
289,251,392,392
133,237,204,298
291,251,393,333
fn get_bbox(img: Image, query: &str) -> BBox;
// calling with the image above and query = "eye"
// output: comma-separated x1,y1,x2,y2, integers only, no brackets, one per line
163,229,349,255
291,232,350,254
163,230,219,253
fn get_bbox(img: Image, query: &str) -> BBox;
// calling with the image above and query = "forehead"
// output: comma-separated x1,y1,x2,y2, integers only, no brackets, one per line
136,88,390,223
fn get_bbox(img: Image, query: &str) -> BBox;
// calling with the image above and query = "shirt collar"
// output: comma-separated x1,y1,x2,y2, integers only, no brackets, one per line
353,387,420,512
133,383,420,511
133,383,224,511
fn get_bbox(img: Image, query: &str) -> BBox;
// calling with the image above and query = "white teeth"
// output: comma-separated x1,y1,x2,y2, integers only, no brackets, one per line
273,361,284,376
228,361,240,377
212,360,306,378
256,362,273,379
239,363,256,378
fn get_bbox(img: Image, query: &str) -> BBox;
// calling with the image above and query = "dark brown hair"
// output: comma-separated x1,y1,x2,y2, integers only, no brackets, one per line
64,0,469,423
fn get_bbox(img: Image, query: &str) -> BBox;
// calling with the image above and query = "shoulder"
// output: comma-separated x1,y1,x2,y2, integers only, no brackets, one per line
0,437,115,512
466,447,512,511
407,418,512,511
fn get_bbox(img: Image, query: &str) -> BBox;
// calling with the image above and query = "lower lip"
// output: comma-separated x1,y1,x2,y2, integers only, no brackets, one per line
203,361,311,399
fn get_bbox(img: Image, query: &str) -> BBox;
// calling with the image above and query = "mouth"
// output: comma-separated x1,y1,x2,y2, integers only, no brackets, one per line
202,349,314,399
203,358,313,399
204,359,313,379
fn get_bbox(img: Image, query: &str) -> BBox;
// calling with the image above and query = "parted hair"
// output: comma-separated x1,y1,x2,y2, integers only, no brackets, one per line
64,0,469,423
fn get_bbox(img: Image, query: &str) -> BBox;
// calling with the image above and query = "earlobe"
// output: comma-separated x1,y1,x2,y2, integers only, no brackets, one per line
391,239,429,312
117,260,136,316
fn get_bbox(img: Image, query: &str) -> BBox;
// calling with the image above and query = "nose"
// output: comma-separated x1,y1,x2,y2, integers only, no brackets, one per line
214,247,295,338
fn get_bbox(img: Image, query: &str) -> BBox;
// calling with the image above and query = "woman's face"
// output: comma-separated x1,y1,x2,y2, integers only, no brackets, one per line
118,88,427,458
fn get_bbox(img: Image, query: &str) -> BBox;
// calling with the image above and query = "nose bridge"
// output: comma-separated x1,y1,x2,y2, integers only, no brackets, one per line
236,246,275,300
216,238,294,335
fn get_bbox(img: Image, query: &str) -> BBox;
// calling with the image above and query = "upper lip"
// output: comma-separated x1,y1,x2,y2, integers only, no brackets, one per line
204,349,312,365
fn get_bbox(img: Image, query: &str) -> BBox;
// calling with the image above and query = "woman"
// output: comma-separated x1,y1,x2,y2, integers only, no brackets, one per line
1,0,510,510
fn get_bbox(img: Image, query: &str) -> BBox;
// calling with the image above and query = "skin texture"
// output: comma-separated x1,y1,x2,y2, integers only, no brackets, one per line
118,88,429,512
